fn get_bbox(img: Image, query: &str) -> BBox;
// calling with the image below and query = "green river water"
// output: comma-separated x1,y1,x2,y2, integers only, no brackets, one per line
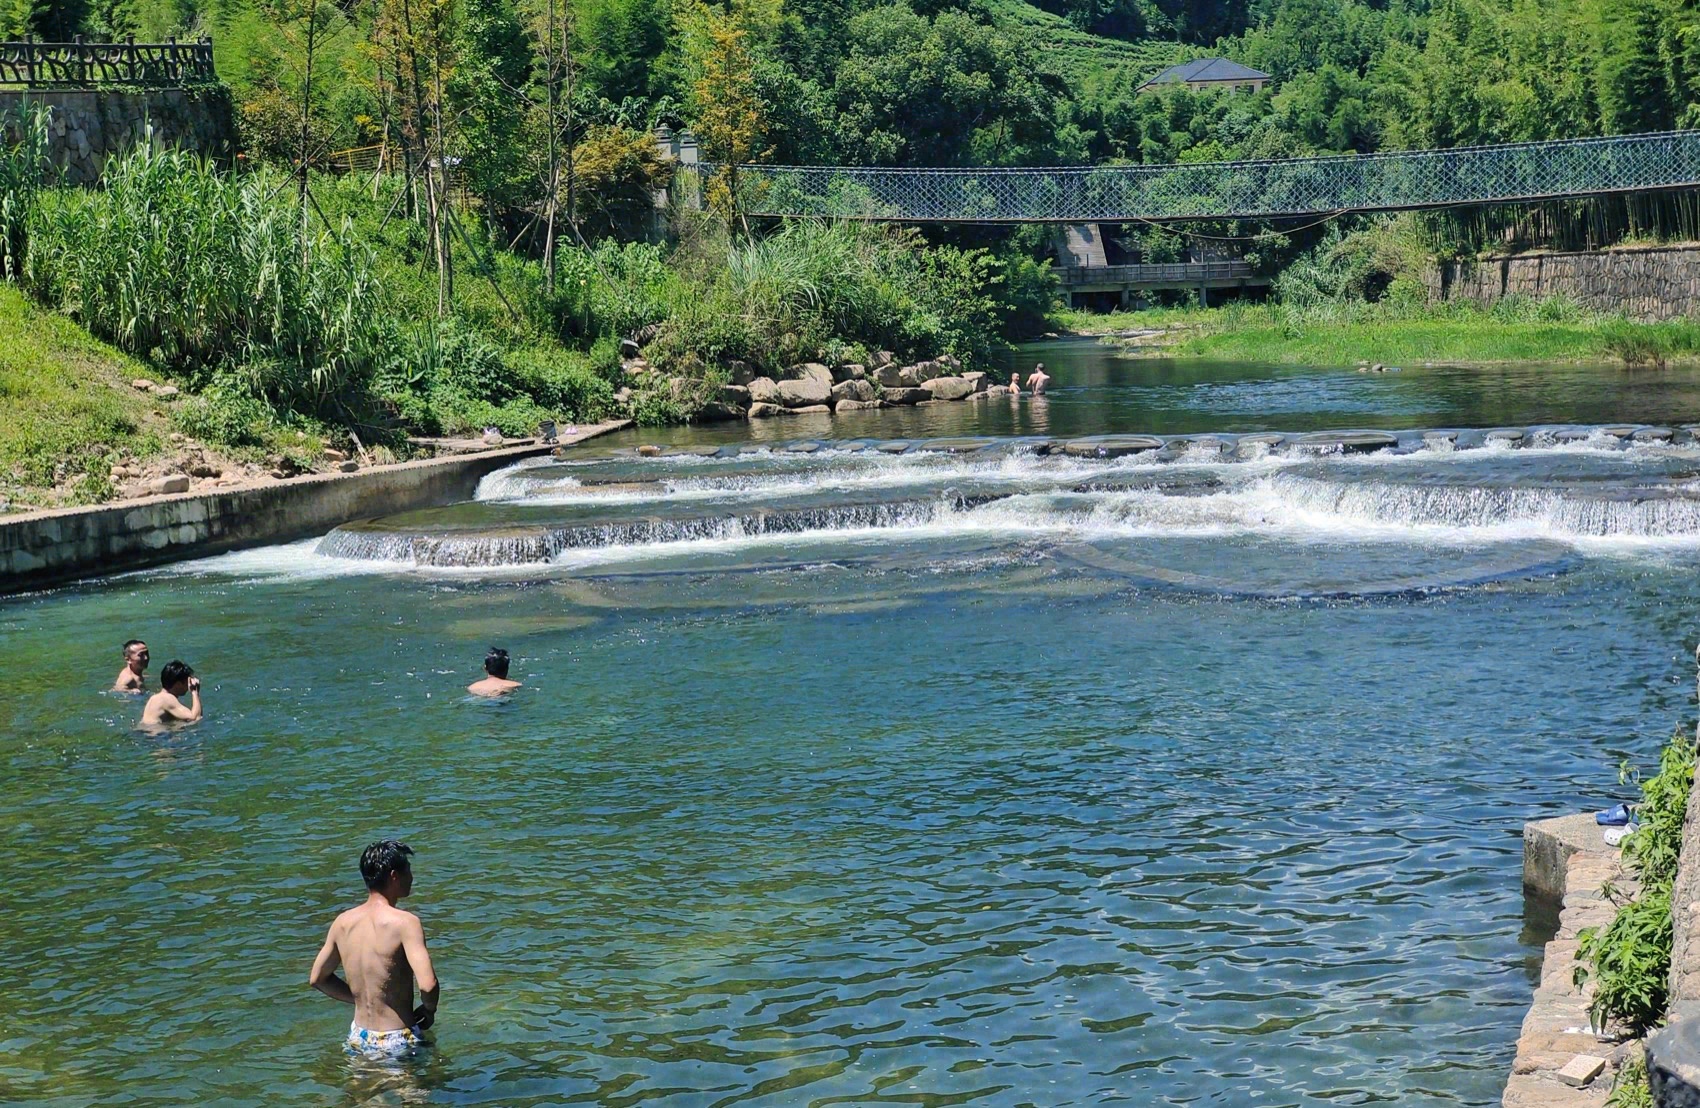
6,344,1700,1106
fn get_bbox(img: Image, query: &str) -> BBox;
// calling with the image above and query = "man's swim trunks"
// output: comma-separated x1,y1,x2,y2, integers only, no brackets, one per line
345,1020,428,1059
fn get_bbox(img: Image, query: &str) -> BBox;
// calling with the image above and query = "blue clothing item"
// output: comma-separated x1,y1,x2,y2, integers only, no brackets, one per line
1595,803,1634,826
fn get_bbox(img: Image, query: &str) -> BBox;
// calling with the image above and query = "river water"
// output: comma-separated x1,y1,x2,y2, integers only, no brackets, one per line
6,345,1700,1106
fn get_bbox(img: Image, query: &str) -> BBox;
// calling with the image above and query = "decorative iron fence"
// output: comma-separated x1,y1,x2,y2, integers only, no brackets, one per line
707,130,1700,222
0,38,217,88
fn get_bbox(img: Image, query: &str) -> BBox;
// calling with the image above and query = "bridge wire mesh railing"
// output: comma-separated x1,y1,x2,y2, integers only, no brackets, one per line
698,131,1700,222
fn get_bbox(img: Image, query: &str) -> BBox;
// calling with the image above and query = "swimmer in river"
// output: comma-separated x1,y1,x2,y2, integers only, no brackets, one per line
139,660,201,728
309,840,439,1060
114,639,150,693
467,648,522,697
1008,371,1021,395
1026,363,1051,394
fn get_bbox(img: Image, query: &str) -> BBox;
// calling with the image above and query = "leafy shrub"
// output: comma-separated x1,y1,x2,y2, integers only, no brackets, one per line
1576,733,1696,1032
504,346,617,421
173,381,279,448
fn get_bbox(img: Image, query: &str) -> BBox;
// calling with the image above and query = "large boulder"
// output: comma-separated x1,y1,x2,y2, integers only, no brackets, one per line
883,387,926,405
835,398,882,411
832,379,875,403
922,376,976,402
777,372,833,409
747,402,784,418
726,360,754,386
831,363,867,383
747,377,780,404
872,350,895,367
876,363,906,387
720,383,750,408
696,402,745,423
961,371,988,393
794,363,833,387
785,403,833,415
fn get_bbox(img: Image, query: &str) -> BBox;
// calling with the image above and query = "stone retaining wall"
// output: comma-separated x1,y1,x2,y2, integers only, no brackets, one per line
1427,245,1700,321
0,86,236,184
0,422,628,593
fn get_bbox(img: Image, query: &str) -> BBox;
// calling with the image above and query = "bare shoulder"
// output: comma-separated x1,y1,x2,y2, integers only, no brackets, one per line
377,903,425,933
328,904,365,934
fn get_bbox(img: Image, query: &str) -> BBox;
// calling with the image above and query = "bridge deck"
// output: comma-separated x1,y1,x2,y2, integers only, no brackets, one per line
704,130,1700,223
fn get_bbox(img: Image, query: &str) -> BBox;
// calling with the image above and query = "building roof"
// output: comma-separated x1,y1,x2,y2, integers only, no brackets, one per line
1140,58,1270,87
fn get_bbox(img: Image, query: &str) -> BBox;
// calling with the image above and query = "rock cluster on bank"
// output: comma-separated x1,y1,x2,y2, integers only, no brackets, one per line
623,351,1010,422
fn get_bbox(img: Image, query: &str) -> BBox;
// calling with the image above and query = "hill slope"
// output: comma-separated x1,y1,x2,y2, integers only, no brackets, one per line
980,0,1191,86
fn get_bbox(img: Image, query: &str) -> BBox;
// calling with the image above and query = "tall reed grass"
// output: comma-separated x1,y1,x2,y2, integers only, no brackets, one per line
0,104,48,280
25,145,385,418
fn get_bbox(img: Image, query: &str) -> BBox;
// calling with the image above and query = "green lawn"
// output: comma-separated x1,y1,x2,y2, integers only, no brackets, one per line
1173,318,1610,365
1052,301,1700,367
0,285,169,507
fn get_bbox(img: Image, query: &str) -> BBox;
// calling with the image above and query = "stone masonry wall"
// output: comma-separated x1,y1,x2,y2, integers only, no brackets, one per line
1427,245,1700,321
0,86,235,185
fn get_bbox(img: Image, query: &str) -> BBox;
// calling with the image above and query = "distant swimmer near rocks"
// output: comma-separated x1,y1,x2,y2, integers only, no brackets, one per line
1027,363,1051,394
139,660,202,728
114,638,150,693
309,840,440,1059
468,647,522,697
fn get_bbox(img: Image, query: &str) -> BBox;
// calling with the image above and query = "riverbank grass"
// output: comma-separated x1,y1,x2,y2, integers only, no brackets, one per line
1056,301,1700,366
0,285,170,506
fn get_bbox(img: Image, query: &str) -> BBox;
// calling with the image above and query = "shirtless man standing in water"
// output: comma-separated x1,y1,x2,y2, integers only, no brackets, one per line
309,840,440,1059
113,640,149,693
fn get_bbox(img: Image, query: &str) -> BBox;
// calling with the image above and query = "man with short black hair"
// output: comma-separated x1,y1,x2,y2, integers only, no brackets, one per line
468,648,522,697
114,640,150,693
139,660,201,728
309,840,440,1059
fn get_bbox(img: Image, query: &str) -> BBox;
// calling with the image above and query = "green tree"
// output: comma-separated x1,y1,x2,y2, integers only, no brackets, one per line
689,2,768,234
451,0,535,216
831,7,1075,166
1594,0,1673,133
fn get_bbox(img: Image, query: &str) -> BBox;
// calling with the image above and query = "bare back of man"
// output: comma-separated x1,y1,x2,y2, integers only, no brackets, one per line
310,839,439,1059
321,900,431,1030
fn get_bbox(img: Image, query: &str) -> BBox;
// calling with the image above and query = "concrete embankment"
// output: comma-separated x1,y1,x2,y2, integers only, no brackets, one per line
0,421,629,593
1505,815,1630,1107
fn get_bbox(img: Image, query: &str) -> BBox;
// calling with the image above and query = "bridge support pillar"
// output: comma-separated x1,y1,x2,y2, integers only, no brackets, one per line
1198,285,1208,308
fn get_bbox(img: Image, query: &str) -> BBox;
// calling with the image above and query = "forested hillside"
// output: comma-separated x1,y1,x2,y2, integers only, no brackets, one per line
11,0,1699,170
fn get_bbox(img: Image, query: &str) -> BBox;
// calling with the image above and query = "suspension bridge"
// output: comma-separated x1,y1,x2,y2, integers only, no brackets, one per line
697,130,1700,223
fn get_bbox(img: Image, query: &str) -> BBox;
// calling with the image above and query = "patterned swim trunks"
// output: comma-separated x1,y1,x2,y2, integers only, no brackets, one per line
345,1020,428,1059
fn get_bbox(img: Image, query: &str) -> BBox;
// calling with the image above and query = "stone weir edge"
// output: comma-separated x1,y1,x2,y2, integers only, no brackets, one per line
0,421,630,594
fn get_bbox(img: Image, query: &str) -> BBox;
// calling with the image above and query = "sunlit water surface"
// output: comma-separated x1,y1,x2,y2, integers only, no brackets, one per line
5,348,1700,1107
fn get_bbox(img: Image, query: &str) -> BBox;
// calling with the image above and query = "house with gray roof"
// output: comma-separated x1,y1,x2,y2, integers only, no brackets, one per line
1138,58,1270,94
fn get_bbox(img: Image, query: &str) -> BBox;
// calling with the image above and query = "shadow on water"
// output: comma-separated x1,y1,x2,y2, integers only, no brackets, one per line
1518,889,1565,988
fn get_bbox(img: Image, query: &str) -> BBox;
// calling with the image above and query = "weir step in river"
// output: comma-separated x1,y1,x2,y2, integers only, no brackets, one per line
307,424,1700,599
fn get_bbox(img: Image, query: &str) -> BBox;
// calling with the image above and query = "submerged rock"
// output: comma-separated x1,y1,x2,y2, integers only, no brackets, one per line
1063,435,1163,458
1293,430,1398,453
